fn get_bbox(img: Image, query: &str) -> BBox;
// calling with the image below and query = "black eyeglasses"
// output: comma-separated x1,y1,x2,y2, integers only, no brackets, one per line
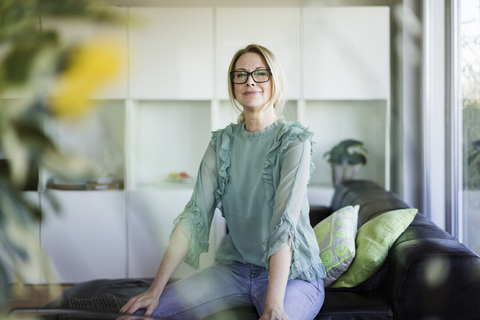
230,69,272,84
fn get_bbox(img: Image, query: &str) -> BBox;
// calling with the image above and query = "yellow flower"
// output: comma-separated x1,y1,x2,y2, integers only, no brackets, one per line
50,38,122,118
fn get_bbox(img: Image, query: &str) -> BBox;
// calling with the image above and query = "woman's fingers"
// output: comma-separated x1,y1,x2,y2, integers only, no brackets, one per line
144,303,159,316
119,293,159,315
120,296,142,314
119,298,132,313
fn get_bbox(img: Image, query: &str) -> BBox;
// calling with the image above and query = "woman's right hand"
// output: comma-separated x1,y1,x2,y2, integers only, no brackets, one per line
119,289,161,316
119,223,189,316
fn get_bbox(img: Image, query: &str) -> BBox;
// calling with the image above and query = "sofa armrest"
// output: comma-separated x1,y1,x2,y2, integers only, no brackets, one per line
383,214,480,319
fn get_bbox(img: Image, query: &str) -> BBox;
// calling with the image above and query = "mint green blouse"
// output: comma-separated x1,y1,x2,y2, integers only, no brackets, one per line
171,118,326,282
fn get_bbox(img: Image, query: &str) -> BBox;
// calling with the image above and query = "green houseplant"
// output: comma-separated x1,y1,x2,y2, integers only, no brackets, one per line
324,139,368,187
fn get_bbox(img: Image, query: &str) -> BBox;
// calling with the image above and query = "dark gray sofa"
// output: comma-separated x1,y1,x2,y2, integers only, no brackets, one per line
44,180,480,319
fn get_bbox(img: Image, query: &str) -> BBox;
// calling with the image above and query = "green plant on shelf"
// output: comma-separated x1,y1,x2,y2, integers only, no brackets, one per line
323,139,368,187
323,139,368,166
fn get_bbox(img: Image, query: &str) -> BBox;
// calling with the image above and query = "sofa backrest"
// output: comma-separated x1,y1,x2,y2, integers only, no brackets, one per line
331,180,480,319
330,180,411,228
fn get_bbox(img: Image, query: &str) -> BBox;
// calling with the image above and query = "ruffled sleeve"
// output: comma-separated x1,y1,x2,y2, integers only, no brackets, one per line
170,141,218,270
262,123,318,279
212,125,233,216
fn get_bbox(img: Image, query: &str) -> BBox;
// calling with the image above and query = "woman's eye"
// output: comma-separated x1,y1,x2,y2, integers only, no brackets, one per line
255,71,267,76
236,72,247,78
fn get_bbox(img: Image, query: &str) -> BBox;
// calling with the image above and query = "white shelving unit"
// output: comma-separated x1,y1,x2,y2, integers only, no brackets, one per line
30,5,390,283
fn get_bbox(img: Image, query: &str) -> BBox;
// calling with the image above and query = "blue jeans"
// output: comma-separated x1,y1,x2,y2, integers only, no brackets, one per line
135,262,325,320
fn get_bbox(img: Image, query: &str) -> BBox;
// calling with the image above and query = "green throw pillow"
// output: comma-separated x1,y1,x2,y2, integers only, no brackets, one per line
329,208,418,288
314,205,359,287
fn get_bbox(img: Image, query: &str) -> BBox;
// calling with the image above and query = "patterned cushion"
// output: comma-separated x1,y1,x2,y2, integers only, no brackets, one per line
314,205,359,287
329,208,417,288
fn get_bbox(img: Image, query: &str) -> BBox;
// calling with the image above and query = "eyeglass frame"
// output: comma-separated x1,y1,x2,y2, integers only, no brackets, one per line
230,69,272,84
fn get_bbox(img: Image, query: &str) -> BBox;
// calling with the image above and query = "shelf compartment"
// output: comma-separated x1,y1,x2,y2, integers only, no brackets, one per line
42,99,126,191
303,100,387,188
132,100,211,189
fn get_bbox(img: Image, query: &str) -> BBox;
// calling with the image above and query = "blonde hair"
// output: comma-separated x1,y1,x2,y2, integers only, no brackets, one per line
227,44,287,123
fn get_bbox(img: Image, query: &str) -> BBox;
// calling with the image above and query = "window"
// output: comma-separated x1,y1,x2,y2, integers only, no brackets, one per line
460,0,480,254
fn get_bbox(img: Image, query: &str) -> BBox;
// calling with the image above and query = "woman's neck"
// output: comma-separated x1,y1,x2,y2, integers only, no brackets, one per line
244,107,280,133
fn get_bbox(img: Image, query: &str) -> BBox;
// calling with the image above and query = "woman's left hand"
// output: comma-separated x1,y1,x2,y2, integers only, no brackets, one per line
260,305,290,320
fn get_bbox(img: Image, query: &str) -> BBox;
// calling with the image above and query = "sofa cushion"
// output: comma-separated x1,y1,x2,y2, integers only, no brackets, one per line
330,208,417,288
317,290,393,320
314,205,359,286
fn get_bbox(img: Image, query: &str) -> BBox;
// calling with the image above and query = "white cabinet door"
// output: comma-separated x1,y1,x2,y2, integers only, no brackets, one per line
40,7,129,99
128,188,220,279
303,7,390,100
40,191,126,283
128,8,213,100
216,8,301,100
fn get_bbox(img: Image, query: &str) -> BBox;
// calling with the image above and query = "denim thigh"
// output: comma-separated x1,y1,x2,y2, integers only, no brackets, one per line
251,271,325,320
134,262,325,320
144,263,252,320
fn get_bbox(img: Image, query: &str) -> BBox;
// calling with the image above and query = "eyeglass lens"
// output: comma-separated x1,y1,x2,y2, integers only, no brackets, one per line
231,70,270,84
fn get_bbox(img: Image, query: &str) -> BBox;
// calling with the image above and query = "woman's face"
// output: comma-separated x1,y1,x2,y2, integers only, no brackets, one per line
233,52,272,111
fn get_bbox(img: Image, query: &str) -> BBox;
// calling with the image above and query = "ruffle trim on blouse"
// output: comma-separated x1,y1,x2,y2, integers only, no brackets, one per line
242,118,282,138
211,126,233,214
261,213,326,282
261,213,297,266
170,196,209,270
296,262,327,283
262,121,315,209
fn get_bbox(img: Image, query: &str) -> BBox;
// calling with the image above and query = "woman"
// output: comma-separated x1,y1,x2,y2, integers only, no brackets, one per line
120,44,326,320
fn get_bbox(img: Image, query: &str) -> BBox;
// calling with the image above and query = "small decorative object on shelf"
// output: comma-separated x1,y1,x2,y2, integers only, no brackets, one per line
324,139,368,187
166,171,192,183
86,177,122,190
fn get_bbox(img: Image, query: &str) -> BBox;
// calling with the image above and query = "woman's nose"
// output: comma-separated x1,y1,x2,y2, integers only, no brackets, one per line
246,74,256,86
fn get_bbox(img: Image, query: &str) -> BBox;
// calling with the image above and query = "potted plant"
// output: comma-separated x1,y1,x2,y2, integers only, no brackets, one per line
324,139,368,187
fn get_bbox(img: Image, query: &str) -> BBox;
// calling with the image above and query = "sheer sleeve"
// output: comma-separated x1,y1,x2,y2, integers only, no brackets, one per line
170,143,218,270
265,139,311,267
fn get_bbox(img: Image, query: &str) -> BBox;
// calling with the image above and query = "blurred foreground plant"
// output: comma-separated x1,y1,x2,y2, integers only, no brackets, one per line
0,0,122,311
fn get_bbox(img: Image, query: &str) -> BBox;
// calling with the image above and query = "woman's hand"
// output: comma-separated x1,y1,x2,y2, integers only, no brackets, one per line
260,304,290,320
119,223,189,315
119,289,161,316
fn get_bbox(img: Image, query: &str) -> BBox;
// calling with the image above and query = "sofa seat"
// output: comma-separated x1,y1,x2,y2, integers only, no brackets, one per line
43,180,480,319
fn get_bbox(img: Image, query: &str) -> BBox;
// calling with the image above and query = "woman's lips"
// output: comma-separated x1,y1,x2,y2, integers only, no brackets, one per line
244,91,261,96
